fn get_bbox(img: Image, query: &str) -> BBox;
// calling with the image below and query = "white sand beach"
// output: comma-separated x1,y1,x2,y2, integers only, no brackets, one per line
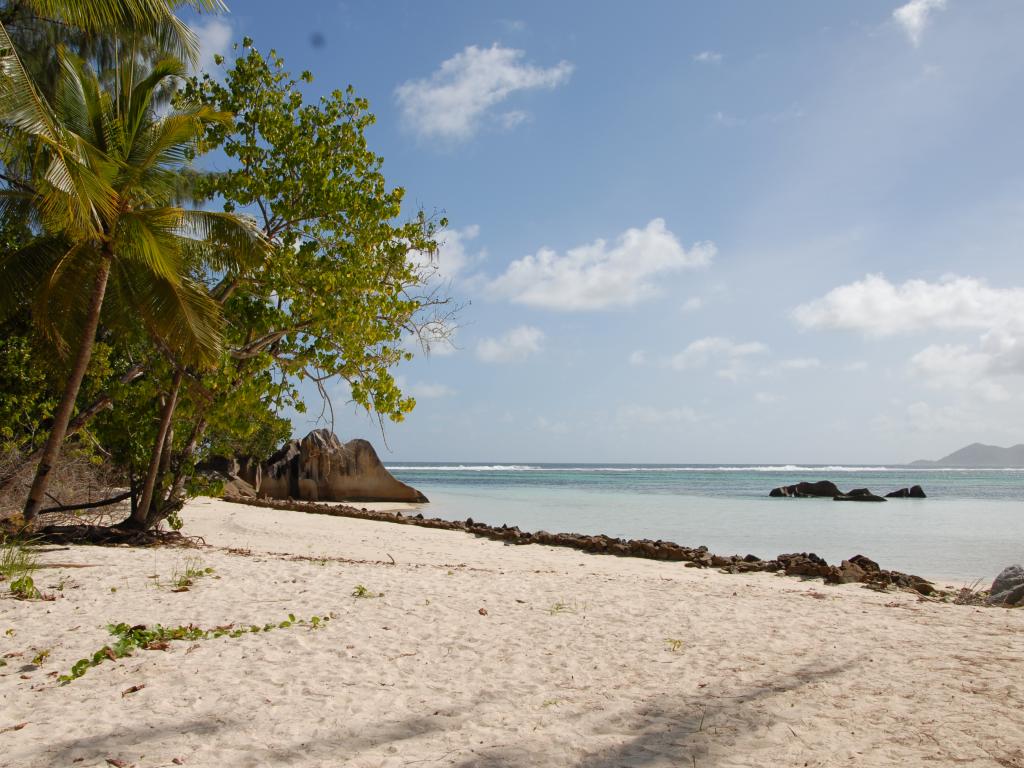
2,496,1022,767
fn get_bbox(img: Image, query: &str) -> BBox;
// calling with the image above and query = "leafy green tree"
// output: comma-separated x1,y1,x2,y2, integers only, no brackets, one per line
125,40,459,527
186,40,456,415
1,50,268,522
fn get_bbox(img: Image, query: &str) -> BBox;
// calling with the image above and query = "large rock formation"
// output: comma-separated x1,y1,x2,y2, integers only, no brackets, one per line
259,430,427,503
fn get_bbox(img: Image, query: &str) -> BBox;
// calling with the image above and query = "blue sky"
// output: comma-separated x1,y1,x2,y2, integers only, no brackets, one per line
188,1,1024,463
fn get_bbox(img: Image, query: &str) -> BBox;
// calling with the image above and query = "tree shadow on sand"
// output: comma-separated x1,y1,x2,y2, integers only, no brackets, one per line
43,710,454,767
446,657,858,768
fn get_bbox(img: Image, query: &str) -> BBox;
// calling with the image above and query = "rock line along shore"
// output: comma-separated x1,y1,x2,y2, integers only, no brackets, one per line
222,494,944,597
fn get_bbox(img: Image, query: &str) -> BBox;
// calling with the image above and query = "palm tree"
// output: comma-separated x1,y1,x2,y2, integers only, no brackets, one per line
1,49,267,523
3,1,227,67
0,1,228,234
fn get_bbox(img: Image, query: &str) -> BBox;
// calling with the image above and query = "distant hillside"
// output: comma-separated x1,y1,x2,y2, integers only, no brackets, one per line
911,442,1024,467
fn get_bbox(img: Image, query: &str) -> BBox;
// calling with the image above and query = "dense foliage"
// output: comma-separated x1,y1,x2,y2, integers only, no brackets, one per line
0,6,453,528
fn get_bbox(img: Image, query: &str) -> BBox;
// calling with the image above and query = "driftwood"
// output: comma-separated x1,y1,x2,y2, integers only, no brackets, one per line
38,491,133,515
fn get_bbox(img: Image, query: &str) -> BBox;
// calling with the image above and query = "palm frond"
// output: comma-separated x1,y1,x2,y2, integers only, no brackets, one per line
0,21,64,151
0,235,66,318
114,207,186,280
179,209,270,273
112,258,223,366
19,0,229,66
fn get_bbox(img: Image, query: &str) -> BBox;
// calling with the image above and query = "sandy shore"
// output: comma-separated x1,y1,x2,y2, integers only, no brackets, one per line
2,497,1022,767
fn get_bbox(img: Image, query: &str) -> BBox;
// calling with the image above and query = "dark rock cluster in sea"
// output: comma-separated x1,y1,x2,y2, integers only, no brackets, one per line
222,495,939,597
769,481,926,501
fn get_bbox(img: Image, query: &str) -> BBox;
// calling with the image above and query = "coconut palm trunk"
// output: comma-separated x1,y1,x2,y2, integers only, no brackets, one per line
22,252,113,521
128,367,183,529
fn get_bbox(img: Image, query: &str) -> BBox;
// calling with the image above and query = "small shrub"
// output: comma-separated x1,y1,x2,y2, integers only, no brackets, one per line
165,557,215,590
10,574,41,600
1,535,37,582
665,638,685,653
352,584,383,598
953,580,988,606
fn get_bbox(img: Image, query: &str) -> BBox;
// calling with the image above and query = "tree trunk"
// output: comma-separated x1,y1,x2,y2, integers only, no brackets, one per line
126,368,183,529
23,254,113,521
164,415,207,503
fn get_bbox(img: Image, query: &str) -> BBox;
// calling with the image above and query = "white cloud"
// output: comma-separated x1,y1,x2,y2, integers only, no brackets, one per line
669,337,769,380
757,357,822,377
692,51,723,63
476,325,544,363
499,110,529,130
395,44,573,141
893,0,947,47
681,296,704,313
843,361,869,372
628,350,647,366
909,343,1011,401
190,18,233,74
408,382,457,399
793,274,1024,336
754,392,781,405
798,273,1024,396
779,357,821,370
617,404,701,426
487,219,715,311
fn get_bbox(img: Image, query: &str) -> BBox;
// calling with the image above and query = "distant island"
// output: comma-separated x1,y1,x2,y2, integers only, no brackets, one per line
911,442,1024,468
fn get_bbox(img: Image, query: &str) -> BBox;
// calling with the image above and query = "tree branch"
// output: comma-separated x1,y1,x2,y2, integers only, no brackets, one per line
38,490,132,515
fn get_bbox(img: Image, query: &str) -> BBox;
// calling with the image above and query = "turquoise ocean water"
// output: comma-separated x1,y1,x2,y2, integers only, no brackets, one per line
386,464,1024,583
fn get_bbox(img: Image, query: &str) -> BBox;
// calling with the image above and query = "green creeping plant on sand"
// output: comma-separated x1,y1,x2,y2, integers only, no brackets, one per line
59,614,330,683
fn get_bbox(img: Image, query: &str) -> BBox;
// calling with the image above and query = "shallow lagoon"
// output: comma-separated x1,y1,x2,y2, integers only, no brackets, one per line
388,465,1024,582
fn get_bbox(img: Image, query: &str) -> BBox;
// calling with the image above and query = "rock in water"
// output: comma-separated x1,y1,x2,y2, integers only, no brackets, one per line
260,430,428,503
769,481,841,498
988,565,1024,607
833,488,887,502
885,485,927,498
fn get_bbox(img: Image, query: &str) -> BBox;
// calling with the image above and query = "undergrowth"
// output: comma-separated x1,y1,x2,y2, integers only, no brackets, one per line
59,613,330,683
1,536,42,599
169,557,214,590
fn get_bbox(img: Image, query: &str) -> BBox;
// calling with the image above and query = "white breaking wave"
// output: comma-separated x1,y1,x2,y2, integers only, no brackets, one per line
386,464,540,471
386,464,1024,473
386,464,895,472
